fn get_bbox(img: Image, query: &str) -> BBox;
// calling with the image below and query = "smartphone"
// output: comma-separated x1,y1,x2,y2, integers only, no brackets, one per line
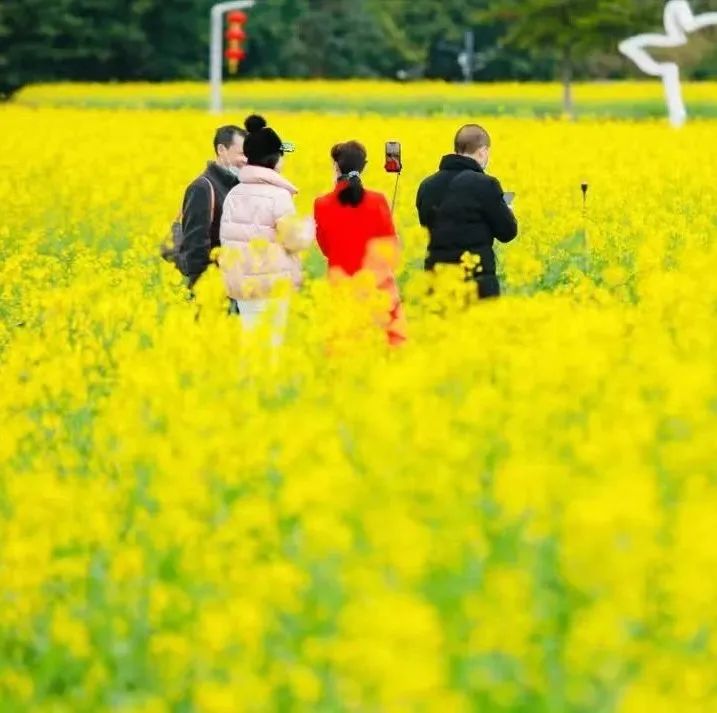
503,191,516,207
385,141,402,173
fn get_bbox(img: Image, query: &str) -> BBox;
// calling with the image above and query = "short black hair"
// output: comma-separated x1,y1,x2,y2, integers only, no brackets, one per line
213,125,246,154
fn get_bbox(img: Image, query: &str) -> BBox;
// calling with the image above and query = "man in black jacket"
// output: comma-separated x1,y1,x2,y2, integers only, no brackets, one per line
179,125,246,287
416,124,518,298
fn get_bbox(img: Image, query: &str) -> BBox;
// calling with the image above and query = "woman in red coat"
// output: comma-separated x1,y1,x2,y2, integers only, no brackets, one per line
314,141,406,345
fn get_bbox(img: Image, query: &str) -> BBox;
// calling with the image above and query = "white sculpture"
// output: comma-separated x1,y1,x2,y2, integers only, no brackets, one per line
619,0,717,127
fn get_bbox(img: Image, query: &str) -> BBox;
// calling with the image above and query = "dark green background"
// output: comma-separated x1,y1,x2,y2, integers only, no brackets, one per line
2,0,716,97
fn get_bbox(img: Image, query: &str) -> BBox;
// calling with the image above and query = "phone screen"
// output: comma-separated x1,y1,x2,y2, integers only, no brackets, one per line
385,141,402,173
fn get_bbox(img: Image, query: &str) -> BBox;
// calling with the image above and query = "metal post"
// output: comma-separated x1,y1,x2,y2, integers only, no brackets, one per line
464,30,475,83
210,0,256,114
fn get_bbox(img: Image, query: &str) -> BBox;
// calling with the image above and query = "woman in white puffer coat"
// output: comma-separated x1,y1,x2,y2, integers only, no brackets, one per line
220,115,313,329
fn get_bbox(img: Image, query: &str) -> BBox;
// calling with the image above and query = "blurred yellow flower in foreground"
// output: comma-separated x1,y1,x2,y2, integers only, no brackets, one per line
0,96,716,711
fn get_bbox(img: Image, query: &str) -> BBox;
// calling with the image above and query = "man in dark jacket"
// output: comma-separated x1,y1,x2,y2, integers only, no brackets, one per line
179,125,246,287
416,124,518,298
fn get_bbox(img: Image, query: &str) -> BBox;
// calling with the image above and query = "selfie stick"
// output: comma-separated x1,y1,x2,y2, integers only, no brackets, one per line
581,182,589,271
391,171,401,214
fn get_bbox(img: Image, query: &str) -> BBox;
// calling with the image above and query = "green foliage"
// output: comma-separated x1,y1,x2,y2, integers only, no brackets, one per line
0,0,212,95
1,0,715,95
242,0,400,78
369,0,482,65
479,1,676,113
484,0,647,56
483,0,715,76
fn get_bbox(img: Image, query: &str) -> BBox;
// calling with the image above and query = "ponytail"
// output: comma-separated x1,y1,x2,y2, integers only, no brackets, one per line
331,141,368,208
337,170,365,207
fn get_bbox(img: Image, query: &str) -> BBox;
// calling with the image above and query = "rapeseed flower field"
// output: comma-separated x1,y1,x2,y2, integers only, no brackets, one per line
1,93,717,712
22,79,717,104
14,80,717,117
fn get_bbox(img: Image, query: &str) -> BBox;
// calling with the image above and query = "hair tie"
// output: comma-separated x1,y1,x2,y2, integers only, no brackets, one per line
338,171,361,183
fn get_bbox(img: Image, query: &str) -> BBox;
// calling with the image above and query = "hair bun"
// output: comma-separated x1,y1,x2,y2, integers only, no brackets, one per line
244,114,267,133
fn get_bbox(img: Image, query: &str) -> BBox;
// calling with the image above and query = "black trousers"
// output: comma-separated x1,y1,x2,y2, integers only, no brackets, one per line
474,274,501,299
425,263,501,301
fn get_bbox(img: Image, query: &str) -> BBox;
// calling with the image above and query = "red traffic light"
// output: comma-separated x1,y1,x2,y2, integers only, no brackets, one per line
225,27,247,41
225,48,247,61
227,10,247,23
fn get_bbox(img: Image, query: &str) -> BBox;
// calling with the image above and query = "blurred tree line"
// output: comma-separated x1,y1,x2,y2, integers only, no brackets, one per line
1,0,716,96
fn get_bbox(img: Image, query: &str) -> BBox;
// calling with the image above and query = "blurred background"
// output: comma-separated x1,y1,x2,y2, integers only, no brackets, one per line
2,0,717,98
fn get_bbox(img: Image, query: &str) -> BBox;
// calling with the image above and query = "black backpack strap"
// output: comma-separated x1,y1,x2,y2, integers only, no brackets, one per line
202,176,216,220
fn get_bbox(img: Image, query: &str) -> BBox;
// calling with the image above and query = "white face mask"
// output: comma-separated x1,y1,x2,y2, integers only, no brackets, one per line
478,148,490,170
217,161,241,179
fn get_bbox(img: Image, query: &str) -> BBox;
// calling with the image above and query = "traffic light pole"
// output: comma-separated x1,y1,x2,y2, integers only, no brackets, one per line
210,0,256,114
